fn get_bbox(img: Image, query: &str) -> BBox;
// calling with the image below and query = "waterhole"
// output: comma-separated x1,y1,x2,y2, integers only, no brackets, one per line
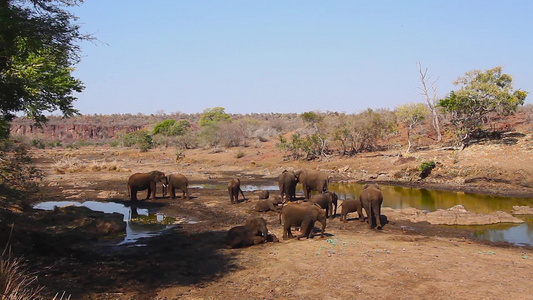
193,182,533,246
33,201,198,246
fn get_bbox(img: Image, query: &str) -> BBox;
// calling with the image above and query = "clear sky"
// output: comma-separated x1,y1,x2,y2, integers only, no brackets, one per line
69,0,533,115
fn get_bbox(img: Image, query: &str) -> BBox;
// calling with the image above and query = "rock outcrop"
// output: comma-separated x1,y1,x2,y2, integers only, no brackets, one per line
383,205,524,225
511,205,533,215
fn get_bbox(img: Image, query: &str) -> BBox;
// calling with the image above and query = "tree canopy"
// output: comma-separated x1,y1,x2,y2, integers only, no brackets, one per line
438,66,527,147
198,107,232,127
0,0,86,139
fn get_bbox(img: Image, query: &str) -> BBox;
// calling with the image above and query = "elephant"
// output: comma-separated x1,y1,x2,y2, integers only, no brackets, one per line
296,169,329,199
225,217,269,249
257,190,269,200
280,202,327,240
359,183,384,229
309,191,338,218
271,195,284,206
166,174,190,200
253,199,278,212
228,178,246,204
278,170,299,201
127,171,168,201
339,199,364,223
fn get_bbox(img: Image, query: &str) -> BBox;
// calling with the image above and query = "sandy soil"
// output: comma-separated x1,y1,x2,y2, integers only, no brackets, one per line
13,137,533,299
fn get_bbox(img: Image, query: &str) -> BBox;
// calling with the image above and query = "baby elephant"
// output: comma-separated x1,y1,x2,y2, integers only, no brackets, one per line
257,190,269,199
253,199,278,212
309,191,338,218
339,199,364,223
228,178,246,204
225,217,269,249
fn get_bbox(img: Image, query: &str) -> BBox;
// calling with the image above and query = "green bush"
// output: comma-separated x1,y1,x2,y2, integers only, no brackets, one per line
30,139,45,149
419,160,436,179
116,130,153,152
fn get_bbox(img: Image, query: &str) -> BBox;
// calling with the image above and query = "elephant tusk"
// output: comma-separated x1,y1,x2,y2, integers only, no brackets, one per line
162,183,168,188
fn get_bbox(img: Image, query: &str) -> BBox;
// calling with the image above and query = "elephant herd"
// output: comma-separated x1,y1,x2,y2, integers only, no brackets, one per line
126,169,384,249
127,171,190,202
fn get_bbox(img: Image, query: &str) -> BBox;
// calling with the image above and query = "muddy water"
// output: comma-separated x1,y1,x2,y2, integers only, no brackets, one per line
193,182,533,246
327,183,533,246
33,201,197,245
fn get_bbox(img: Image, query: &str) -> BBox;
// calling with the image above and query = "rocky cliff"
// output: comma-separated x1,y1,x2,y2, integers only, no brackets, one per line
10,121,145,142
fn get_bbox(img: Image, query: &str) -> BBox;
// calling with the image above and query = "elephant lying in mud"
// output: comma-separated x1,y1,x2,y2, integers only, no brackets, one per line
360,183,384,229
228,178,246,204
253,199,279,212
166,173,190,200
127,171,168,201
339,199,364,223
225,217,269,249
310,191,338,218
257,190,269,199
280,202,327,240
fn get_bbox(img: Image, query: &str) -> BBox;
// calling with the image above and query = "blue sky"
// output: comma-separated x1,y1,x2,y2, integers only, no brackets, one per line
70,1,533,115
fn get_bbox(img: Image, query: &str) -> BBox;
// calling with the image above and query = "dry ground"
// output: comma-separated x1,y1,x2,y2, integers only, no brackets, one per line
16,136,533,299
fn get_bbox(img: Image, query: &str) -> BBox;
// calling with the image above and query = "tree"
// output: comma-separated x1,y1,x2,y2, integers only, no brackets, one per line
438,66,528,148
198,107,232,128
417,62,442,142
0,0,87,140
300,111,328,159
396,103,428,153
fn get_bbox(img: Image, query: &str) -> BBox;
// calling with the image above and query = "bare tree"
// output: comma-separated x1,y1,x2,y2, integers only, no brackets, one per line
417,62,442,142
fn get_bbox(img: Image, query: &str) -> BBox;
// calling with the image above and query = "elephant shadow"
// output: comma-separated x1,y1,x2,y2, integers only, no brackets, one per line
376,214,389,229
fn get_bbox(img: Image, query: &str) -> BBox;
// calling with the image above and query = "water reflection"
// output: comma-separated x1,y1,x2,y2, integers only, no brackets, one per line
329,183,533,214
33,201,193,245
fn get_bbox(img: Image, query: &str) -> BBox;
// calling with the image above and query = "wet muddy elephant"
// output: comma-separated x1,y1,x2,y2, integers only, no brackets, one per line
257,190,269,200
228,178,246,204
280,202,327,240
296,169,329,200
339,199,364,223
309,191,338,218
253,199,278,212
127,171,168,202
225,217,269,248
166,174,190,200
360,183,384,229
278,170,299,201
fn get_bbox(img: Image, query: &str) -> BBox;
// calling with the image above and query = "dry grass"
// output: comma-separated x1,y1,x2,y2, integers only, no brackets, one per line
0,252,43,299
53,158,124,174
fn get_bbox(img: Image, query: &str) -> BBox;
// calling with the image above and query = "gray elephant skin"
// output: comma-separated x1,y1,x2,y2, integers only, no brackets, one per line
225,217,269,248
228,178,246,204
360,183,384,229
253,199,278,212
257,190,269,199
339,199,364,223
310,191,338,218
280,202,327,240
296,169,329,199
127,171,168,201
278,170,298,201
166,174,190,200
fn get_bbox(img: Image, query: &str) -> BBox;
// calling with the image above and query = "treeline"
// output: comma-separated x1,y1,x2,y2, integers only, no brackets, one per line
11,104,533,158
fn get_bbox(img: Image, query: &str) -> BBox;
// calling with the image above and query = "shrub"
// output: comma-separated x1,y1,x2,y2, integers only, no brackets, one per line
419,160,436,179
235,150,245,159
